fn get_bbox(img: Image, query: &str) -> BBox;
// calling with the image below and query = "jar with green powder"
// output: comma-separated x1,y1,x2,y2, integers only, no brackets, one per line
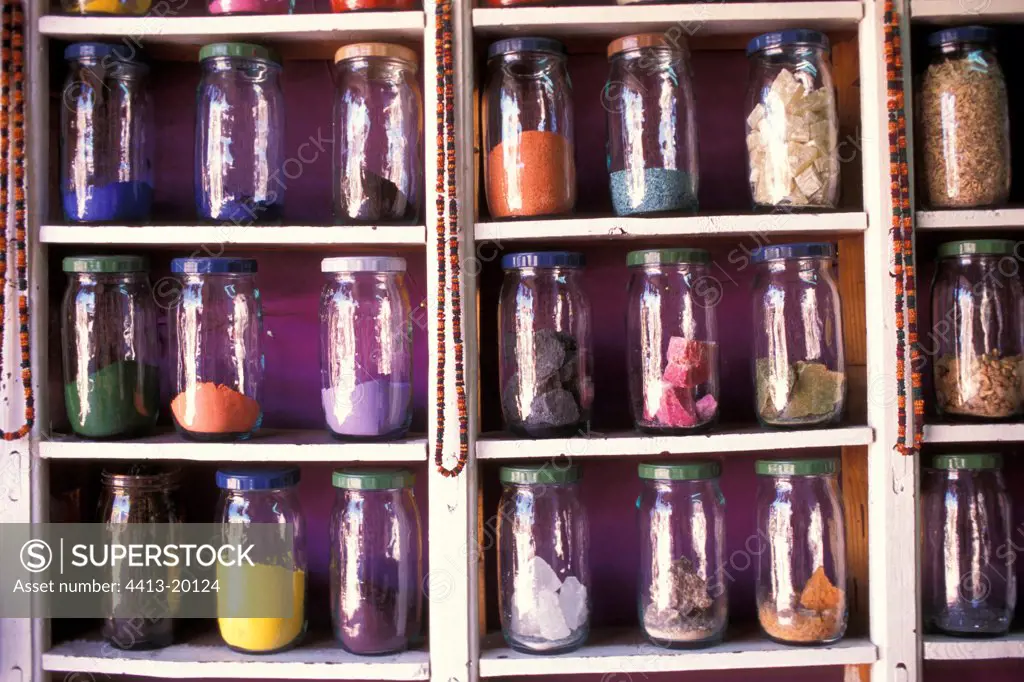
62,256,160,439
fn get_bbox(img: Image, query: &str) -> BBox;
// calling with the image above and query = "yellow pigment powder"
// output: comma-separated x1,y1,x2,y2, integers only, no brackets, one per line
69,0,153,14
217,564,306,653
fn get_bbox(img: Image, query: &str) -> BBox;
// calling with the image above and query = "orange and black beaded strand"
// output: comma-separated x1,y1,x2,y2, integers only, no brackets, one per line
432,0,468,477
884,0,922,455
0,0,34,441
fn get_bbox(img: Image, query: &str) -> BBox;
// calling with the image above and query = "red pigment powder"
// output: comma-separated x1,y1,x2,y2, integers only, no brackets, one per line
486,130,576,218
171,382,260,434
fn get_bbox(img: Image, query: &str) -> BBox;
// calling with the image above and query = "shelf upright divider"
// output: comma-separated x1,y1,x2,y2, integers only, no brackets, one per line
426,0,480,679
860,0,923,680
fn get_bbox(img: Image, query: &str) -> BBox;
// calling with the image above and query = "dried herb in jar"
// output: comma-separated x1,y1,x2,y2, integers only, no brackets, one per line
643,556,720,642
756,358,845,425
935,351,1023,419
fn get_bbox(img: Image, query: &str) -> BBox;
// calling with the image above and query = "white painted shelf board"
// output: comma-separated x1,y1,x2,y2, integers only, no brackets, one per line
476,424,873,459
41,224,426,247
40,429,428,462
472,2,863,38
916,208,1024,230
43,632,429,680
478,630,877,676
923,422,1024,444
475,212,867,243
923,632,1024,660
911,0,1024,24
38,12,425,46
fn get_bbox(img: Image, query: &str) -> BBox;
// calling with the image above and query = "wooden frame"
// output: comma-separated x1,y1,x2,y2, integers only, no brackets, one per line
3,0,1021,680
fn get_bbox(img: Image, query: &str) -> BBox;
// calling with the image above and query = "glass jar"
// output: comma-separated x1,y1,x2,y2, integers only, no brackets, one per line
62,0,150,15
170,258,264,441
330,469,423,654
62,43,153,223
637,461,727,648
751,243,846,427
98,466,182,650
333,44,422,225
745,30,839,209
756,458,847,645
61,257,159,439
208,0,293,13
498,465,590,654
606,34,698,216
627,249,718,433
484,38,575,219
331,0,417,14
499,252,593,438
931,240,1023,421
922,454,1015,636
196,43,285,223
216,468,307,653
320,257,413,440
919,26,1010,209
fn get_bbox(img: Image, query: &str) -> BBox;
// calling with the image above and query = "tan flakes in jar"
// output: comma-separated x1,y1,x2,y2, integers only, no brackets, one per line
935,350,1023,419
920,57,1010,208
746,68,838,208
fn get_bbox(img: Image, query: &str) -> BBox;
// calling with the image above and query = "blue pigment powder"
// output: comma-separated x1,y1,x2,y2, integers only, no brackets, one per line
610,168,697,216
63,182,153,222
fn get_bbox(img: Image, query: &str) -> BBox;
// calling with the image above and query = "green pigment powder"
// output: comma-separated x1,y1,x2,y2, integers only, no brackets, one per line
64,361,160,438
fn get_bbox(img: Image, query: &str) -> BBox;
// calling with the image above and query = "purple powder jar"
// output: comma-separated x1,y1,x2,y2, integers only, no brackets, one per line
330,469,423,655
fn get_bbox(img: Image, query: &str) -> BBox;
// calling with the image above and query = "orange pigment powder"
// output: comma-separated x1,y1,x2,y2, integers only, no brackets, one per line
171,382,261,434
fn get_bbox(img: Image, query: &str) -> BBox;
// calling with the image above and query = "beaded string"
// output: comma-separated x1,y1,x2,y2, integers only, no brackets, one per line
884,0,922,455
433,0,468,477
0,0,33,441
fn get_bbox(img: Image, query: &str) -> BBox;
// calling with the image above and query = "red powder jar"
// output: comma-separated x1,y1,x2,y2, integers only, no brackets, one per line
331,0,418,12
207,0,294,13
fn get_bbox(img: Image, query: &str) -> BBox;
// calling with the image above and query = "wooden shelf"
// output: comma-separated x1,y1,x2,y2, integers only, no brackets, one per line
923,632,1024,661
910,0,1024,24
916,209,1024,231
478,629,877,677
472,2,863,39
474,212,867,243
40,429,428,463
43,632,430,680
476,424,873,460
923,423,1024,444
38,12,425,60
40,224,426,247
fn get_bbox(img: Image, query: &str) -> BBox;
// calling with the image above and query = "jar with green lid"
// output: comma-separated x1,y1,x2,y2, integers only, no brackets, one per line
627,248,719,433
330,469,423,655
637,461,727,648
61,256,159,439
931,239,1024,421
756,458,847,644
498,464,590,654
922,454,1015,636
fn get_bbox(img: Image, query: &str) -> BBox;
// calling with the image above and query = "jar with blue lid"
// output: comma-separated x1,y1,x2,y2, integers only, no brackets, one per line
215,467,306,653
330,469,423,654
637,461,727,648
751,242,845,427
196,43,285,223
499,252,592,438
627,248,719,433
745,30,838,209
169,258,263,441
320,256,413,441
919,26,1009,208
62,43,153,223
922,454,1015,637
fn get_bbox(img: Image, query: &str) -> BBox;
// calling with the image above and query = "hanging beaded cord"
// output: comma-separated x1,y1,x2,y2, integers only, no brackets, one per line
884,0,922,455
0,0,33,441
433,0,468,477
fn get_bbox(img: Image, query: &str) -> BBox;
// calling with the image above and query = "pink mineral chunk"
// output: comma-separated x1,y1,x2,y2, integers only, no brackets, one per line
655,383,697,427
696,394,718,422
666,336,711,367
663,360,709,388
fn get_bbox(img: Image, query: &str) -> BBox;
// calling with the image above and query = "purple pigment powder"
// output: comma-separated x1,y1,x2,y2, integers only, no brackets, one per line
322,379,411,439
208,0,292,13
63,182,153,222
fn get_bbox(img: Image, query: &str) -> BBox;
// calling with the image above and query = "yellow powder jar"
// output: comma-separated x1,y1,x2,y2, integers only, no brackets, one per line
61,0,152,15
217,564,307,653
